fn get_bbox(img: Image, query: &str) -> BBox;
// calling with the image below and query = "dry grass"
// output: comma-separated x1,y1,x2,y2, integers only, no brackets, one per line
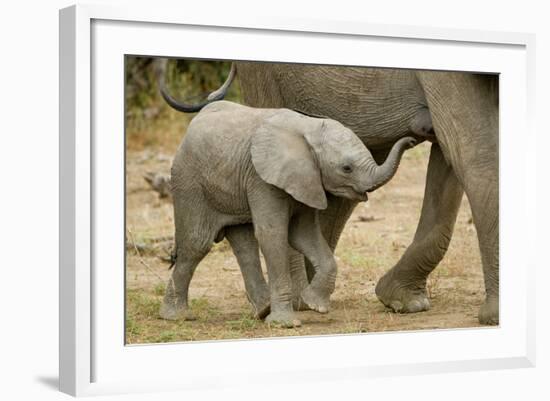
125,121,485,344
126,105,194,152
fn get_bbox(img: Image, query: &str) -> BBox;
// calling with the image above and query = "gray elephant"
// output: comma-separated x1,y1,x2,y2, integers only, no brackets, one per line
159,61,499,326
159,100,416,327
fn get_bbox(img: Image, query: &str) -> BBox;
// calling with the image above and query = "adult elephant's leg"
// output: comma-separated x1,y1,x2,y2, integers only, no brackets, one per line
462,177,498,324
412,71,499,324
375,143,464,313
315,195,358,270
225,224,270,319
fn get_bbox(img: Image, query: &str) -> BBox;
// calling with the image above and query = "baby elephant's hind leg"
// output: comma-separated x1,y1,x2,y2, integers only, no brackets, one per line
225,224,270,319
160,242,210,321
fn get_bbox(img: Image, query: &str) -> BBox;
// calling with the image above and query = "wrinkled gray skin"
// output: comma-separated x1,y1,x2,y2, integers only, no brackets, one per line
159,61,499,326
159,101,416,327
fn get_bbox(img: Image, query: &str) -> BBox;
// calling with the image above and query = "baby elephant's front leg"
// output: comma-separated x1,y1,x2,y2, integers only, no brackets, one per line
255,225,302,328
289,209,337,313
249,189,302,328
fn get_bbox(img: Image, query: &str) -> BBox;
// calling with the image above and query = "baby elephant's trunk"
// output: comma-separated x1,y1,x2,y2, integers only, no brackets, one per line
367,137,417,192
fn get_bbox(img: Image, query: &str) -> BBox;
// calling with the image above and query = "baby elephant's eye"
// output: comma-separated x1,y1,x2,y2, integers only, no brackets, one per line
342,164,353,173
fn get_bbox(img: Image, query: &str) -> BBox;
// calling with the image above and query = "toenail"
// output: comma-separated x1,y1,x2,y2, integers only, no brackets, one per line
390,300,403,312
407,300,422,312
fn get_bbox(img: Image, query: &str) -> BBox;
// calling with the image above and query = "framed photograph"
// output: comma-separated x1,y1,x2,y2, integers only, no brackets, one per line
59,4,536,396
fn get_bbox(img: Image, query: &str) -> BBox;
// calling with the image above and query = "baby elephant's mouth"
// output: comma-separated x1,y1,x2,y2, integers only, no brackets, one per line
332,186,368,202
349,185,369,201
355,190,368,201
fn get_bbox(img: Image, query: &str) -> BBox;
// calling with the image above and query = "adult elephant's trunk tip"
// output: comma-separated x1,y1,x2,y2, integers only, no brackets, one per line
367,137,417,192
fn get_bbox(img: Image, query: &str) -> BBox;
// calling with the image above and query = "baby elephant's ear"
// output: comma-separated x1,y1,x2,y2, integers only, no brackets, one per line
251,117,327,210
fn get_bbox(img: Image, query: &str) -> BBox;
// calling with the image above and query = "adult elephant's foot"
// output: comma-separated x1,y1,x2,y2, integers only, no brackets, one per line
300,286,330,314
159,301,196,321
478,296,499,325
375,271,430,313
265,310,302,328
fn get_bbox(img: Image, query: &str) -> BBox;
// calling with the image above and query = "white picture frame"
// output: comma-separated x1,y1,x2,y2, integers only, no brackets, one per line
59,3,536,397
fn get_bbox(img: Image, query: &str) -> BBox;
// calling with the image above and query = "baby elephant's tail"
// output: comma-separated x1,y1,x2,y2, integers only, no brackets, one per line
168,244,177,270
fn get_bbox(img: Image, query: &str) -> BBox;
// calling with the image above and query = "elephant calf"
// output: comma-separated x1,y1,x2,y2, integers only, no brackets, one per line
160,100,416,327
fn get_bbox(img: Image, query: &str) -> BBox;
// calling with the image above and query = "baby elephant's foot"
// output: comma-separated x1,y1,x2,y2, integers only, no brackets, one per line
265,310,302,328
292,296,311,312
159,301,196,321
251,298,271,320
300,286,330,314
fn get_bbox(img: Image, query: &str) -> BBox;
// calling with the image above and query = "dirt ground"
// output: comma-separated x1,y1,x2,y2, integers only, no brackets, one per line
125,139,484,344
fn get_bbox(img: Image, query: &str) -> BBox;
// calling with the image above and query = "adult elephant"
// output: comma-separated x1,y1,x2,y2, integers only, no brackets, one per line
159,61,499,325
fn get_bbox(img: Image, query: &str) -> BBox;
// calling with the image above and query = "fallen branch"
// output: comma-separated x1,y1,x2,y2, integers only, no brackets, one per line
356,215,384,223
143,172,172,198
126,228,165,283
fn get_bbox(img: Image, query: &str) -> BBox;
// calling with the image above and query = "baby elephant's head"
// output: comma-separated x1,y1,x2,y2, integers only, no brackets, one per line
251,110,416,210
313,119,416,201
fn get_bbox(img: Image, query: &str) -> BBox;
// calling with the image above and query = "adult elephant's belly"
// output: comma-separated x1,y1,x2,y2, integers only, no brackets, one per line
290,68,425,148
237,63,427,149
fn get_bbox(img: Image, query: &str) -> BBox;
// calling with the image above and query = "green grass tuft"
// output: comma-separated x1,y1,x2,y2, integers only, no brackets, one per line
189,297,221,320
154,282,165,296
225,314,258,331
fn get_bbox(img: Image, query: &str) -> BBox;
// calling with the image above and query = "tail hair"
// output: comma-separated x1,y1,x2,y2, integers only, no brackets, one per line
168,245,177,270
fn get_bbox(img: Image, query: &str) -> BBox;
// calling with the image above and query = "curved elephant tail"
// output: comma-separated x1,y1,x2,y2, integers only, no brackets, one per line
155,59,237,113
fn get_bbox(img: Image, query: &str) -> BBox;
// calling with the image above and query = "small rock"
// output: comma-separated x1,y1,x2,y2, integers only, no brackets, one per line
156,153,172,162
